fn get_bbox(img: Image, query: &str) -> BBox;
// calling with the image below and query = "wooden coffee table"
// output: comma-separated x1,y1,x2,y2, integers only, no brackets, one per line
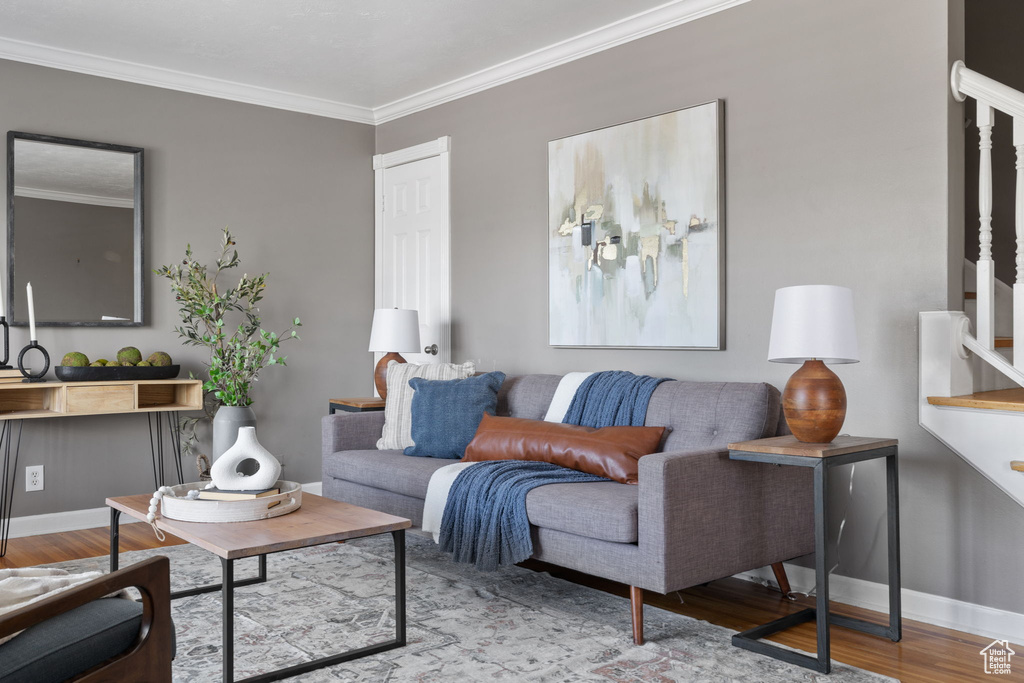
106,492,411,683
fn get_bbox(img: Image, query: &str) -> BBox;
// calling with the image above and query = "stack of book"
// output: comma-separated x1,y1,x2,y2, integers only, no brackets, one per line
198,486,280,501
0,368,24,384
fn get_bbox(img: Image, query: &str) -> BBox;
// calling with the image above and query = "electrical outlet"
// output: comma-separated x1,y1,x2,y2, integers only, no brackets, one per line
25,465,43,492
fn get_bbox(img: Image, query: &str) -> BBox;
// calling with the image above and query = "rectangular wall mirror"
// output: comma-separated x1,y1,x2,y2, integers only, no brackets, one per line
6,131,144,326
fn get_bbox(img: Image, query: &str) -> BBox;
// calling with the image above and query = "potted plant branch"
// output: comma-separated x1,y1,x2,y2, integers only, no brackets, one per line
156,228,301,463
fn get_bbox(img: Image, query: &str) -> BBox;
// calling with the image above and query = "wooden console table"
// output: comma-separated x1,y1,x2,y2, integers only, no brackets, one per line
0,379,202,556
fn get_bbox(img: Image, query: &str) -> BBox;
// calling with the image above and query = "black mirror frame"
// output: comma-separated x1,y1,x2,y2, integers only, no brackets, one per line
6,131,144,327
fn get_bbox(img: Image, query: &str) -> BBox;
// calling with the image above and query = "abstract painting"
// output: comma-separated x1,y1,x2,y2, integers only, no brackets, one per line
548,101,723,348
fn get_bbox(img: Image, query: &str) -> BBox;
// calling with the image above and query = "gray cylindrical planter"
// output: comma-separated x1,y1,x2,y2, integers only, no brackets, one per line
212,405,258,459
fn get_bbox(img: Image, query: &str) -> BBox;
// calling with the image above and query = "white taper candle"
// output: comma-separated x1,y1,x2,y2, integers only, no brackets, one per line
26,282,36,341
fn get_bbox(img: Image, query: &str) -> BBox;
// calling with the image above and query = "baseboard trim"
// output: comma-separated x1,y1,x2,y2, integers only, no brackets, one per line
737,563,1024,645
8,481,325,539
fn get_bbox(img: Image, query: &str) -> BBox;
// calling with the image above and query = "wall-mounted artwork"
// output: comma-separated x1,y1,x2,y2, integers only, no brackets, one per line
548,101,723,349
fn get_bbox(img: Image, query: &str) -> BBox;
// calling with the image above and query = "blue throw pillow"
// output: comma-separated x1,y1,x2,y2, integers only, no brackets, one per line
404,371,506,459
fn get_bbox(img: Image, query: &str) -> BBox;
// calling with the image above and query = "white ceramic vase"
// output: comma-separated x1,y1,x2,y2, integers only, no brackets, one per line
210,426,281,491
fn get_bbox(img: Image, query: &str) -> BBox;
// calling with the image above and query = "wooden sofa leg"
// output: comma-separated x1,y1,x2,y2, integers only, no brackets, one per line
771,562,791,596
630,585,644,645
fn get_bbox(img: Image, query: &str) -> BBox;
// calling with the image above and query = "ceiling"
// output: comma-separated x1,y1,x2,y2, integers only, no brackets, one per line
0,0,747,124
14,140,135,206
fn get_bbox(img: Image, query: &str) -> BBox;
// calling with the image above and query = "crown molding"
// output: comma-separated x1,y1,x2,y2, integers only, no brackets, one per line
0,36,376,125
0,0,746,126
15,186,133,208
372,0,750,124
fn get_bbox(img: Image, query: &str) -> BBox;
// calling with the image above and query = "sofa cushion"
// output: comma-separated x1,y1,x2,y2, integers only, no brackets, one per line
405,372,505,459
645,381,781,452
0,598,144,683
377,361,476,451
323,449,453,500
464,415,665,484
526,481,639,543
496,374,562,419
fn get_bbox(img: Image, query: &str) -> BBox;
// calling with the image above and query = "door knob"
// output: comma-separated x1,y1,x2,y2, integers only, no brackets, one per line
424,344,438,355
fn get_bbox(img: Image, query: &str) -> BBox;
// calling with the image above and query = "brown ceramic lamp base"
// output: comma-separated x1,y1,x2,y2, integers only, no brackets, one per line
374,352,407,400
782,359,847,443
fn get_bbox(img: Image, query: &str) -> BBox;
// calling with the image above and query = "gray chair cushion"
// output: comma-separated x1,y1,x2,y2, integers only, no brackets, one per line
526,481,638,543
0,598,144,683
323,449,453,499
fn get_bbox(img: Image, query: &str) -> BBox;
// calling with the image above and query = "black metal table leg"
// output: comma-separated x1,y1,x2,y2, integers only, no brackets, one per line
110,509,121,572
171,554,268,600
169,411,184,484
231,532,407,683
222,557,234,683
0,420,23,557
730,443,902,673
886,453,902,641
147,413,164,490
394,529,406,645
813,460,832,673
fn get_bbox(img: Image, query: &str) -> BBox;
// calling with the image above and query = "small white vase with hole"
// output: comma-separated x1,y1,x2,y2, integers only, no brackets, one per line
160,480,302,522
211,426,281,491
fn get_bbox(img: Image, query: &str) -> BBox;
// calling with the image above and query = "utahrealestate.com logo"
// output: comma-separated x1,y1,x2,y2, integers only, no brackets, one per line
980,640,1015,675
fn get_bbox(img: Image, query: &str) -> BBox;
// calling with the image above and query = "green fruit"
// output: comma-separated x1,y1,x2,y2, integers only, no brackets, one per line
146,351,172,367
136,360,152,367
88,361,105,367
94,359,109,366
116,346,142,364
61,352,90,367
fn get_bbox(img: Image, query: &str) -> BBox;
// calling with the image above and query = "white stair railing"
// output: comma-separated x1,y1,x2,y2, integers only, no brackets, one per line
951,61,1024,379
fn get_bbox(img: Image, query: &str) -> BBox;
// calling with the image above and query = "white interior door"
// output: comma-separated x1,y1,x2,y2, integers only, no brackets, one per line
374,137,451,374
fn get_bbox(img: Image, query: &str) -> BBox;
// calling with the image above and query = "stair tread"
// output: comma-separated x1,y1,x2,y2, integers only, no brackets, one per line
995,337,1012,348
928,389,1024,411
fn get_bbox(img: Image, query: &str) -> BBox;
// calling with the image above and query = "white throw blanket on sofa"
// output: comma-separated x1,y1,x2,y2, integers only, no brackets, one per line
0,567,126,644
422,462,478,542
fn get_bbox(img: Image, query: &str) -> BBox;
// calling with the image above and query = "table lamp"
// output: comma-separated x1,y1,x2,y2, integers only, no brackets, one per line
768,285,859,443
368,308,421,400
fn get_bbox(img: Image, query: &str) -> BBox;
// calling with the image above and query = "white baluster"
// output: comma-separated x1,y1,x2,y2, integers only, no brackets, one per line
1014,117,1024,370
977,103,996,349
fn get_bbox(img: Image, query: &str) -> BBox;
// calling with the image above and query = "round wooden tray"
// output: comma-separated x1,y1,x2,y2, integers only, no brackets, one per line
160,480,302,522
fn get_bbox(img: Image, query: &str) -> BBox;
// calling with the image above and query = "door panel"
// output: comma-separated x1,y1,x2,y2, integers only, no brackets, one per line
379,154,447,366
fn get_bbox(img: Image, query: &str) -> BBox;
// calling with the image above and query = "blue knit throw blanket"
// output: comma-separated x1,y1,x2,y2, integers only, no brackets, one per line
562,370,670,427
440,460,606,571
439,370,668,570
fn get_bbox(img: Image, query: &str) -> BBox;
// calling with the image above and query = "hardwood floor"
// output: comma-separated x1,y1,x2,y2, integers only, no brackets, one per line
3,526,1014,682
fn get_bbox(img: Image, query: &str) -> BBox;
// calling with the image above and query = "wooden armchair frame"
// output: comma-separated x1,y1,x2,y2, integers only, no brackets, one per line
0,555,172,682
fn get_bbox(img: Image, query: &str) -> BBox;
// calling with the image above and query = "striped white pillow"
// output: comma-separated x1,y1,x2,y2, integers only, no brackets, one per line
376,361,476,450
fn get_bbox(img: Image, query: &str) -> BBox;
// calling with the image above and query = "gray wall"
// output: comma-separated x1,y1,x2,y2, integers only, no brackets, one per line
1,58,376,514
378,0,1024,613
13,196,134,322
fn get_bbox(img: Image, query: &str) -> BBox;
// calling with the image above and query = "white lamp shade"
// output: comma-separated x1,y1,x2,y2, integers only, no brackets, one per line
368,308,421,353
768,285,859,364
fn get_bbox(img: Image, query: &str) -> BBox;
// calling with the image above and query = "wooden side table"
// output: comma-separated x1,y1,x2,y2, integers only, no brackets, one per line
727,435,901,674
328,397,385,414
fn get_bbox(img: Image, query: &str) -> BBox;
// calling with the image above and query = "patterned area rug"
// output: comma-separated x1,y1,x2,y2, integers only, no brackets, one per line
49,533,893,682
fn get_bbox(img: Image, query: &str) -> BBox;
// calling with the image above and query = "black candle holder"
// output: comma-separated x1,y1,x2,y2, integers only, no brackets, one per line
0,317,10,369
18,340,49,382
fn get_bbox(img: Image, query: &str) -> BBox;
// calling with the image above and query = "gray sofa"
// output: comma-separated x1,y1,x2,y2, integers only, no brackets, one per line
322,374,814,643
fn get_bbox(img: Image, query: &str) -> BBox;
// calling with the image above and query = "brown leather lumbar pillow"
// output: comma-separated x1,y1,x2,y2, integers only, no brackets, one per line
463,414,666,485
